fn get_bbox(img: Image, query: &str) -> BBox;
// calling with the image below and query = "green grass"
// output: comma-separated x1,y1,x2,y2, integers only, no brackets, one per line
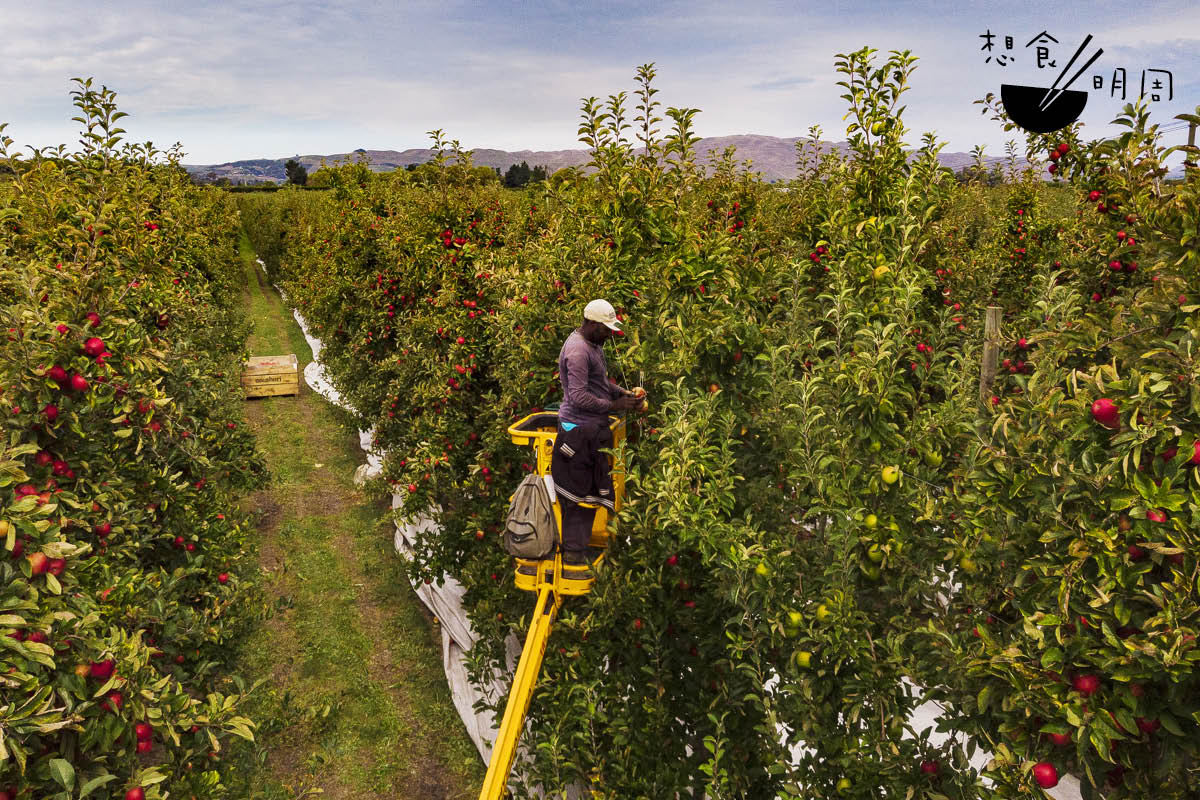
225,232,484,799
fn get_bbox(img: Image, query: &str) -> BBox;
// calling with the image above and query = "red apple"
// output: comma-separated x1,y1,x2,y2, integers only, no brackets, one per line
666,554,678,566
1046,731,1072,747
1091,398,1119,429
1136,716,1160,734
919,760,940,775
89,659,115,679
1072,674,1101,696
85,312,101,328
125,788,145,800
1147,509,1167,523
47,365,68,384
218,573,229,584
83,337,105,357
43,403,59,422
135,739,152,753
70,373,89,392
48,558,65,576
134,721,153,740
1127,544,1147,560
1032,762,1059,789
94,521,111,537
1191,440,1200,465
27,552,49,575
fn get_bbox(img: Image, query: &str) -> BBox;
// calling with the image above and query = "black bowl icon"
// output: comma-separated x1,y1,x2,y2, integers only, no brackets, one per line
1001,84,1088,134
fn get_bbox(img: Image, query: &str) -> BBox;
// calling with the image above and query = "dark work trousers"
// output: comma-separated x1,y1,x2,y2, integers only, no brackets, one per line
559,500,597,556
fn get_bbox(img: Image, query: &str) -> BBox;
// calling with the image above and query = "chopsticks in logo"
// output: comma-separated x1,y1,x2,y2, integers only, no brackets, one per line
1038,35,1104,112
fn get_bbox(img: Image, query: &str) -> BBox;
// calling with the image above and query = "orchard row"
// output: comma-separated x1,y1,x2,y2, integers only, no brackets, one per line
1,81,267,799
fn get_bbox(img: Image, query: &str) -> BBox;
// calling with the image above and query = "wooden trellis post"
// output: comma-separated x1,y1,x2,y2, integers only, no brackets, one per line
979,306,1003,405
1186,121,1197,183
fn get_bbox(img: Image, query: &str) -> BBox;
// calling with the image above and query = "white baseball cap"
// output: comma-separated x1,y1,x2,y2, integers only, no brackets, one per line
583,298,622,331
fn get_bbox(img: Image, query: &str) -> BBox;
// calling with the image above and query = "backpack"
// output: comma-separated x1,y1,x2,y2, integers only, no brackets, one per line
504,474,558,558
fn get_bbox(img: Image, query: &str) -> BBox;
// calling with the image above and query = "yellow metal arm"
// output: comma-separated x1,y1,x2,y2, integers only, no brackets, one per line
479,586,562,800
482,410,626,797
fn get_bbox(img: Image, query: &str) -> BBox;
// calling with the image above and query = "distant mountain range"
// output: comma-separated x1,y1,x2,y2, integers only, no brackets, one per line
183,135,1028,185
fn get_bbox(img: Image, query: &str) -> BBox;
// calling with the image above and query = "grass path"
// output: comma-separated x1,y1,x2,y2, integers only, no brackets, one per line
230,234,484,799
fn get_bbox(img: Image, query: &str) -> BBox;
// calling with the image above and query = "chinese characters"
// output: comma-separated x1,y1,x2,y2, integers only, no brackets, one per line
980,30,1175,105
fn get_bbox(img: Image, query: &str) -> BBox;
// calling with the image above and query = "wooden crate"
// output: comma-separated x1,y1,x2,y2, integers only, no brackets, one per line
242,354,300,398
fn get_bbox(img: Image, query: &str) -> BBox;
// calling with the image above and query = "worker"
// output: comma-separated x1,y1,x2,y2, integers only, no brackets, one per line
552,298,645,575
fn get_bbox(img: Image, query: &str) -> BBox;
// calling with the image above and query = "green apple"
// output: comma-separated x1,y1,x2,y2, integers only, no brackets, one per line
881,466,900,484
923,449,943,467
755,562,772,578
959,555,978,574
793,650,812,669
868,440,882,452
787,610,804,628
815,603,832,623
837,777,852,792
867,544,884,563
864,513,878,529
863,564,881,580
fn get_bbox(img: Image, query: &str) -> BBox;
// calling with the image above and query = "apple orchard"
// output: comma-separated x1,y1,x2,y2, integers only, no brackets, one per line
1,82,266,800
8,46,1200,799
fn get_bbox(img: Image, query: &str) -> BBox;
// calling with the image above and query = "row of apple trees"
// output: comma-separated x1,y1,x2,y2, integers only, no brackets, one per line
245,51,1199,798
1,81,268,799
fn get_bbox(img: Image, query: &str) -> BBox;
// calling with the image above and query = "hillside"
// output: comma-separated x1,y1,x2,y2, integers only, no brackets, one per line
184,134,1010,184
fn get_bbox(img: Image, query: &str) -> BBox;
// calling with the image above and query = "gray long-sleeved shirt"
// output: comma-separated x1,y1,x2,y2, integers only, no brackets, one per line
557,329,625,426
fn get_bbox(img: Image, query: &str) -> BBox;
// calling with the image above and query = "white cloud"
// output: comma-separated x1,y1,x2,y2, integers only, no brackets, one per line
0,0,1194,163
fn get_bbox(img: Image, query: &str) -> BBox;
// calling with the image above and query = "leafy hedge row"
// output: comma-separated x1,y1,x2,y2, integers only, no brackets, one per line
1,81,267,799
247,53,1199,799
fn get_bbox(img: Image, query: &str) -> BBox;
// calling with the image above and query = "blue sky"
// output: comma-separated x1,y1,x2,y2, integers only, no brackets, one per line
2,1,1196,165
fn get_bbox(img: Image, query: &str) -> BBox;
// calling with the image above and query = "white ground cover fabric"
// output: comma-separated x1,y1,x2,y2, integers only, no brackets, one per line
277,275,1081,799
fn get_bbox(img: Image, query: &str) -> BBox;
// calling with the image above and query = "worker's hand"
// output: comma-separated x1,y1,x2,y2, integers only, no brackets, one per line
611,395,641,411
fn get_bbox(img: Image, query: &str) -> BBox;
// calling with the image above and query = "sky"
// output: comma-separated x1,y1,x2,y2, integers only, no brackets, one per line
1,0,1197,166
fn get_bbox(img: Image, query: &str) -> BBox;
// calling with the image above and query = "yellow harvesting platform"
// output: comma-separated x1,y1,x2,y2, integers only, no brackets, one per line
478,411,624,800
